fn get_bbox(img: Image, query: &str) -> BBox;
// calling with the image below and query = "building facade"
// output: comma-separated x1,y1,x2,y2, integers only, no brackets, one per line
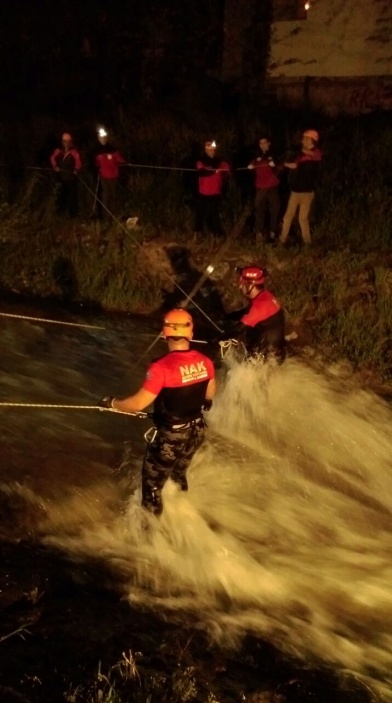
268,0,392,114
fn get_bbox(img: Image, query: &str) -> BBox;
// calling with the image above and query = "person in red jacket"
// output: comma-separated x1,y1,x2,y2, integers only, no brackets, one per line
221,265,286,362
94,127,125,218
195,140,230,238
50,132,82,217
98,309,216,516
248,136,281,244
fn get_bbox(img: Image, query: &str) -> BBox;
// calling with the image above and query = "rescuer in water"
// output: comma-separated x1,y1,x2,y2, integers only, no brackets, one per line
221,265,286,362
98,309,216,516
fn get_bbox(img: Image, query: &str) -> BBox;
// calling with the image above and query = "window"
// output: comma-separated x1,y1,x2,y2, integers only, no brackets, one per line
273,0,308,22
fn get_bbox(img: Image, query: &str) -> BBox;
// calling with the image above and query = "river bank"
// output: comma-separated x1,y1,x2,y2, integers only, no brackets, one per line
1,212,391,393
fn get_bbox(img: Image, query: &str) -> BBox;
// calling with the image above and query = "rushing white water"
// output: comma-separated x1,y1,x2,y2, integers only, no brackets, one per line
38,352,392,699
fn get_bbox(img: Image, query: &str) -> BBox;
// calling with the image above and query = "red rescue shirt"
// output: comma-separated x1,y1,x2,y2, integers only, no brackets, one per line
241,290,281,327
95,150,125,179
142,349,215,425
196,156,230,196
50,148,82,179
250,154,280,190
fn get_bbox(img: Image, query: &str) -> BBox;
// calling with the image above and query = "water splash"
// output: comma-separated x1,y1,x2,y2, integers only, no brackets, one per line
38,355,392,698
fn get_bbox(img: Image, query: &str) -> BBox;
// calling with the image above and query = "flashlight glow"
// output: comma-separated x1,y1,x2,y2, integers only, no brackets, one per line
304,2,310,9
211,141,217,148
98,127,107,138
206,264,214,274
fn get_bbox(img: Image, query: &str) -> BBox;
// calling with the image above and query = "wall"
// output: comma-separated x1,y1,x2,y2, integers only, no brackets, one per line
269,76,392,115
269,0,391,78
267,0,392,113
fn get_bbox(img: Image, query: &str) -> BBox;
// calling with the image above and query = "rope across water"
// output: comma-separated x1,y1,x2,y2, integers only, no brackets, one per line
0,402,148,417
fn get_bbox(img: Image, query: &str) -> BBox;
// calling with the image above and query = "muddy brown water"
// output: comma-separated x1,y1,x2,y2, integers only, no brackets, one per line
0,296,384,702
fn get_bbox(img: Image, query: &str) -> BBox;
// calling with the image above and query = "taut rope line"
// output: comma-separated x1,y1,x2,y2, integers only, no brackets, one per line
0,401,148,417
0,312,105,330
77,174,223,335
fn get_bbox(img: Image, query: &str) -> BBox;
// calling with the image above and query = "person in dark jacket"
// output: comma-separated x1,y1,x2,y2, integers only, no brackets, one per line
248,136,281,243
279,129,322,246
221,266,286,362
98,309,216,516
94,127,125,218
194,140,230,238
50,132,81,217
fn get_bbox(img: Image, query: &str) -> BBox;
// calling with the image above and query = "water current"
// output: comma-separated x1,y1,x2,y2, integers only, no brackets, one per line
1,300,392,700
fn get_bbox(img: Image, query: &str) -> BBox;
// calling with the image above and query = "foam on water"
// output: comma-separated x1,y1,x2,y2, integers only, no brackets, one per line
38,354,392,698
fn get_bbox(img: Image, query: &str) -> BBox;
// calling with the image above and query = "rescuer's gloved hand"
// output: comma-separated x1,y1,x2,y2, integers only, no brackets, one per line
202,399,213,412
97,396,115,409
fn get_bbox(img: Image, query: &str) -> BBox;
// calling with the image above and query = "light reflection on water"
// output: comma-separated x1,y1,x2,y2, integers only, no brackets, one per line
45,360,392,699
1,309,392,699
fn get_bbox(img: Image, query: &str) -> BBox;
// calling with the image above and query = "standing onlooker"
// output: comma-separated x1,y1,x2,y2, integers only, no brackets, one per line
195,140,230,238
279,130,322,247
50,132,81,218
248,136,280,243
94,127,125,219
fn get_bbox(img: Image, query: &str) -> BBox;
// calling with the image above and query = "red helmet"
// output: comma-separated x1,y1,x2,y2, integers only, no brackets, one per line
162,309,193,340
236,265,267,287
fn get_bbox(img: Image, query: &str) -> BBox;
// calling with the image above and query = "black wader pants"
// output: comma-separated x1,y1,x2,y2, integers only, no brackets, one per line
142,418,205,515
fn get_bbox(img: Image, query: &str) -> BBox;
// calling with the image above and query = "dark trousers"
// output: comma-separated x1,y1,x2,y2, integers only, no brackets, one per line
195,194,224,236
98,177,119,218
56,178,78,218
254,186,280,234
142,421,205,515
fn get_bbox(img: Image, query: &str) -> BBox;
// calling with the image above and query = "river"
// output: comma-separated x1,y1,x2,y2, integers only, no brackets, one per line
1,297,391,702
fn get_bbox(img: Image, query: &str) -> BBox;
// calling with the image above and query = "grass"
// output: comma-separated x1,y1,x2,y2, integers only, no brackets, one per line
64,651,213,703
